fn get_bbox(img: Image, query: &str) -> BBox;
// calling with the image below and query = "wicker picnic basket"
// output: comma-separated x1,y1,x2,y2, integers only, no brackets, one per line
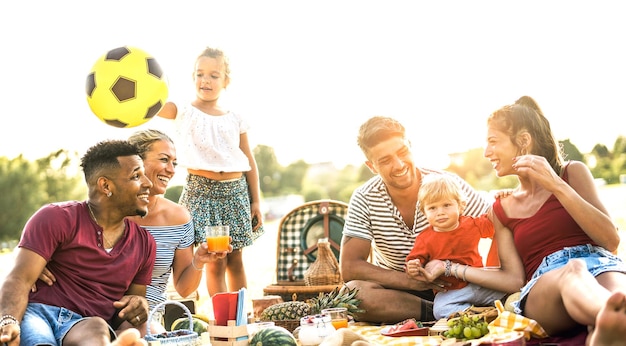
272,200,346,284
303,238,342,286
274,319,302,333
144,300,200,346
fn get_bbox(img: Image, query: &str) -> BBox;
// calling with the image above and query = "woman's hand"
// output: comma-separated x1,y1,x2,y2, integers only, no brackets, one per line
513,154,561,191
194,241,232,266
32,267,56,292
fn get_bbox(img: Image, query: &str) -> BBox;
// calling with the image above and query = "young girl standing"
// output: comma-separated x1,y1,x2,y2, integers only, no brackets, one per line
157,46,264,296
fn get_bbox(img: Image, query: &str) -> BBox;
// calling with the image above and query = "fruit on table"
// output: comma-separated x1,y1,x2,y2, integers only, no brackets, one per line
444,313,489,340
192,313,211,324
260,285,364,321
261,301,310,321
249,325,297,346
171,317,209,334
387,318,421,333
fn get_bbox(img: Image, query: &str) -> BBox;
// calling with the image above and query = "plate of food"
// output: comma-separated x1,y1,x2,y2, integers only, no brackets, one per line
380,318,430,337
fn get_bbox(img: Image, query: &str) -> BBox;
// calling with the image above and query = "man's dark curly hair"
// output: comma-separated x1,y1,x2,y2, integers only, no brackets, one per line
80,140,140,183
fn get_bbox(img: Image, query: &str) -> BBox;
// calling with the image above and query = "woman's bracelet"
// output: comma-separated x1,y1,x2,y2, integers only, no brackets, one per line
191,257,203,271
0,314,19,327
462,265,469,282
444,260,452,277
454,263,461,279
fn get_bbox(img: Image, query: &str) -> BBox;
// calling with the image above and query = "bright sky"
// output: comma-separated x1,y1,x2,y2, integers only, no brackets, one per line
2,1,625,171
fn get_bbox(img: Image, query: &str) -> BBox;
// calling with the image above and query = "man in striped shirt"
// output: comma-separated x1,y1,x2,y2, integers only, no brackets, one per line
340,116,491,323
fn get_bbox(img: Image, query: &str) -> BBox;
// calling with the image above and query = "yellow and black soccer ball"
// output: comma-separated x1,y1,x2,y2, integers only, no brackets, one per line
86,46,168,128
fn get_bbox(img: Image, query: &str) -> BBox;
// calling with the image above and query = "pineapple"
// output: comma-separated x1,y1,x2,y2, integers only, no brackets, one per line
260,285,364,321
260,300,311,321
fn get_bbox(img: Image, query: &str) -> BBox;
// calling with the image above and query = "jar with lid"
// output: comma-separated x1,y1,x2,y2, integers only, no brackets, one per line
295,313,336,346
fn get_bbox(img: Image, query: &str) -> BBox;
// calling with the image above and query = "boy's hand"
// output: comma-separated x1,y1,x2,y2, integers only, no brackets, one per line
405,259,423,278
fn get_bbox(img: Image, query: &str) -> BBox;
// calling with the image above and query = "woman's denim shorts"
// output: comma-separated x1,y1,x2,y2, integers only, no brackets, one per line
512,244,626,314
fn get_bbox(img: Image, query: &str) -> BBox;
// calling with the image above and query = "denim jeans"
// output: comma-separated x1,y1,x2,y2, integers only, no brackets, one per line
19,303,115,346
512,244,626,314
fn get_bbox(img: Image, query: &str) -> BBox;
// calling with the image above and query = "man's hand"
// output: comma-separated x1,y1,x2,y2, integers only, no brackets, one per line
113,295,149,328
405,259,450,292
493,189,514,199
406,274,449,292
0,323,20,345
419,259,446,282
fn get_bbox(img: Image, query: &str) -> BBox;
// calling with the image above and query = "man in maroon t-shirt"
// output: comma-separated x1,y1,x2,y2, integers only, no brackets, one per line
0,140,156,346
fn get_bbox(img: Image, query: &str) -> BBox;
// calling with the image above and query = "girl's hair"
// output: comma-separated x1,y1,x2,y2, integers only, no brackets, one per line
357,116,406,159
128,129,174,159
418,174,466,213
487,96,564,175
197,46,230,78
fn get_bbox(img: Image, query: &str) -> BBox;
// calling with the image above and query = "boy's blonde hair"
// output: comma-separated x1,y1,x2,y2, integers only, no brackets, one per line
418,174,466,213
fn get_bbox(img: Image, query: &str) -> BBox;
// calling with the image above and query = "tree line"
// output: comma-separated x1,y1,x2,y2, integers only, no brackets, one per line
1,136,624,243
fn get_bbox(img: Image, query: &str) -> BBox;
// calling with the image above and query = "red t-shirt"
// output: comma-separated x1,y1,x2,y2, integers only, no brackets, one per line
19,201,156,324
406,215,494,290
492,163,597,282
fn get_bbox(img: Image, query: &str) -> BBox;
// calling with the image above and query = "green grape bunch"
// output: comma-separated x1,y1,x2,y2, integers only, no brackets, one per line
443,313,490,340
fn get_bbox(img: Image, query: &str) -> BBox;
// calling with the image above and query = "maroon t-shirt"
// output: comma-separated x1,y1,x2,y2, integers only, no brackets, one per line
20,201,156,324
492,163,597,282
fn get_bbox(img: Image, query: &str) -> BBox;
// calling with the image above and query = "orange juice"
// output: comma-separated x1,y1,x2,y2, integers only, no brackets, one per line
331,318,348,329
207,235,230,252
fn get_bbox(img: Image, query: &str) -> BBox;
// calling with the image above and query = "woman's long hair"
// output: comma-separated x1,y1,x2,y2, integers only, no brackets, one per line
487,96,564,175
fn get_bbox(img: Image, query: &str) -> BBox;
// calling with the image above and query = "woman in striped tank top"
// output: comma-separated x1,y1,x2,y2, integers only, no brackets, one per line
128,130,232,333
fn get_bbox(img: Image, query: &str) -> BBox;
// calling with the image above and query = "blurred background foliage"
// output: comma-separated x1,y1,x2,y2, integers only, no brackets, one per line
1,136,625,243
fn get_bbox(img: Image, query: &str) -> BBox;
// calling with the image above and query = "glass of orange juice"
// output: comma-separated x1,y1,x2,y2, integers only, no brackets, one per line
322,307,348,329
205,225,230,252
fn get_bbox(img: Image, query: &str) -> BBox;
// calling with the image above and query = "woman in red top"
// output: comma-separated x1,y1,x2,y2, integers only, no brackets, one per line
485,96,626,344
415,96,626,344
484,96,626,338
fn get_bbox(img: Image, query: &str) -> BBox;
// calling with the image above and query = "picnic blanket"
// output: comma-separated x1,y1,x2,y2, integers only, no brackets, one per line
330,323,443,346
341,320,586,346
